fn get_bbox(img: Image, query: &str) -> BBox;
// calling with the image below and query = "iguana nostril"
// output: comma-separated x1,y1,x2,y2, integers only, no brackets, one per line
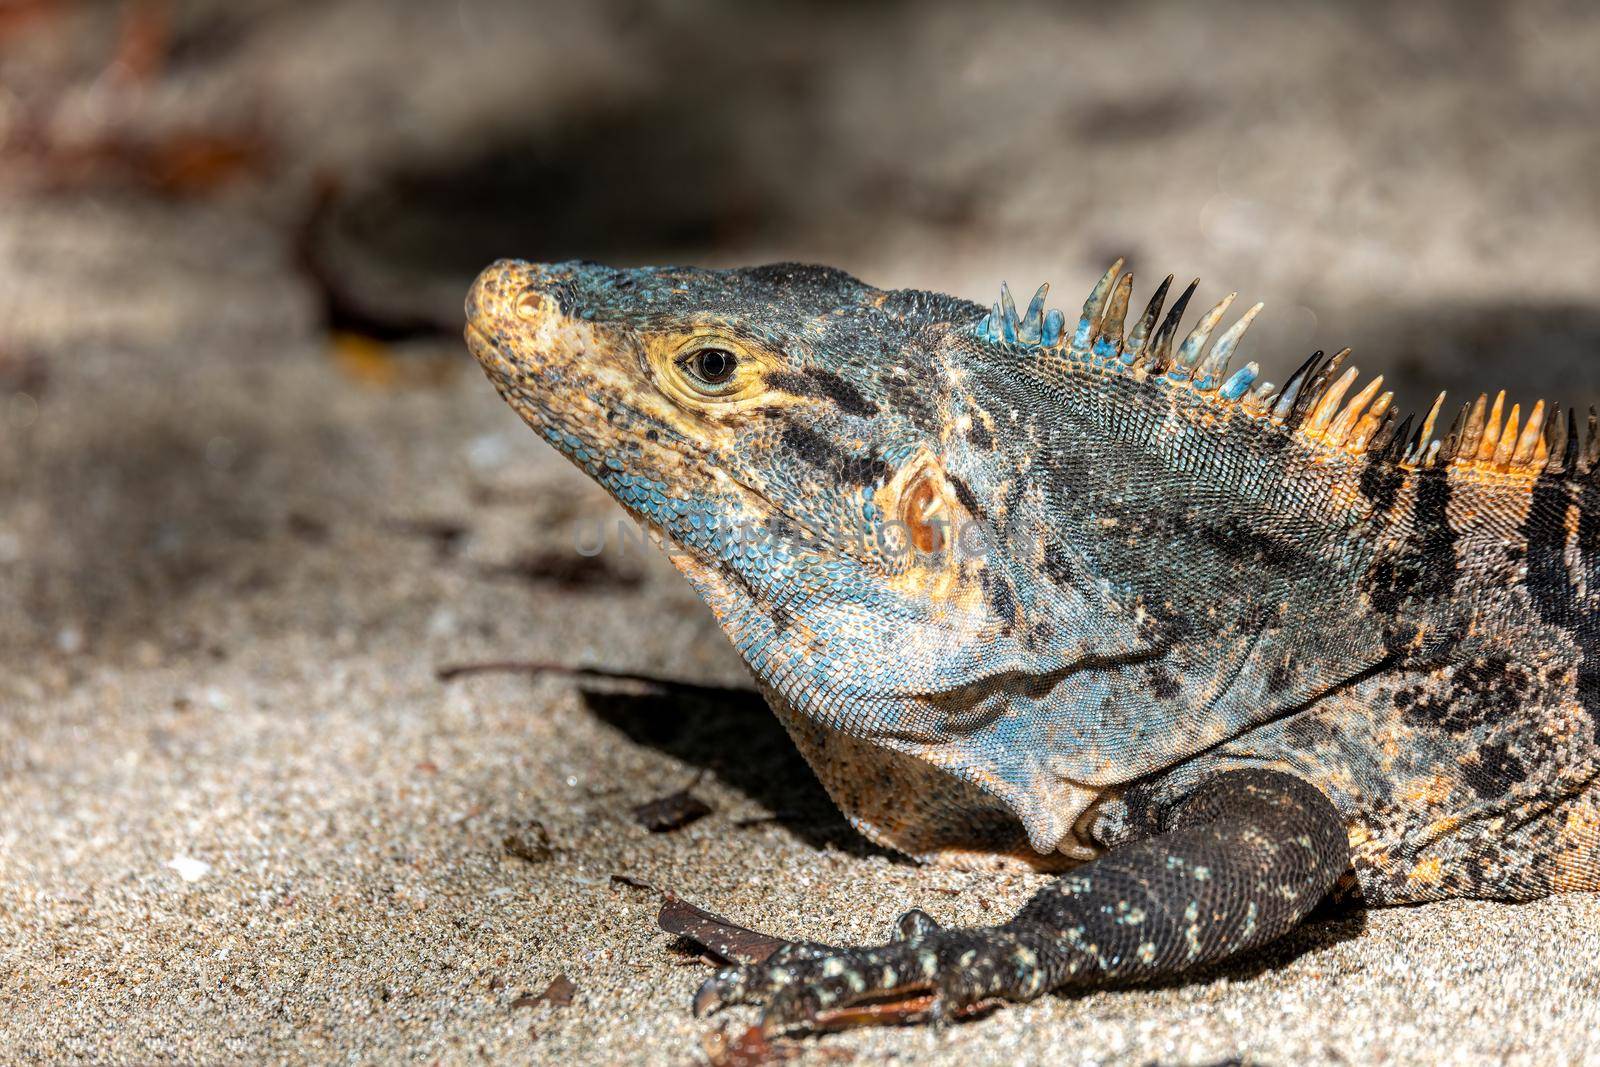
516,289,550,321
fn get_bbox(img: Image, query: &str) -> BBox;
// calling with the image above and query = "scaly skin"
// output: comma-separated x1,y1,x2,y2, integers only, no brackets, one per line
463,258,1600,1033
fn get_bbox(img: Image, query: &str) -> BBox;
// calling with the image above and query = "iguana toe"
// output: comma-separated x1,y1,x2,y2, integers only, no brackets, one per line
693,940,847,1017
699,928,1036,1035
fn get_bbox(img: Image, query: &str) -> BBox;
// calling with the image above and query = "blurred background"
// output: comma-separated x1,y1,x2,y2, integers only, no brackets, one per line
3,2,1600,1061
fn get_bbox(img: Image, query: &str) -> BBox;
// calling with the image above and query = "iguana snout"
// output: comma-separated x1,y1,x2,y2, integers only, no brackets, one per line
464,257,735,535
464,258,612,411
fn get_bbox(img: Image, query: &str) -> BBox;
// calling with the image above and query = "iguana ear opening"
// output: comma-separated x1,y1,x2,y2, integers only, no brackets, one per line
874,448,985,606
901,468,950,555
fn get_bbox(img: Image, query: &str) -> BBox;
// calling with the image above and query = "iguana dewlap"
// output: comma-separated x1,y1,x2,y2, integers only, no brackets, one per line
464,258,1600,1033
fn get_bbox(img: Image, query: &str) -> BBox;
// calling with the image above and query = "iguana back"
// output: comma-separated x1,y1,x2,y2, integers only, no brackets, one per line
961,284,1600,904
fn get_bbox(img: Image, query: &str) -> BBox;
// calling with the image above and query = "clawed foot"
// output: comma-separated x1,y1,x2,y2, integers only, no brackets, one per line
692,910,1042,1035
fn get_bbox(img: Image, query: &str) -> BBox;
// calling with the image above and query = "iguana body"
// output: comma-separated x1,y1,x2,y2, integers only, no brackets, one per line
464,258,1600,1032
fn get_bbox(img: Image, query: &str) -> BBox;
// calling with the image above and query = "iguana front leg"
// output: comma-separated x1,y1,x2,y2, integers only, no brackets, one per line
693,769,1349,1034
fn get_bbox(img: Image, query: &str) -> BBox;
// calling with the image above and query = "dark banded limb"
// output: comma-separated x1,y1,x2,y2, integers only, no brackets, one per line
693,769,1349,1034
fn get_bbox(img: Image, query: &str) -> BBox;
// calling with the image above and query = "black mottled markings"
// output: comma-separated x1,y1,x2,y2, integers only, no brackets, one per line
881,362,942,434
986,571,1018,627
806,368,879,417
1000,476,1030,526
1358,454,1404,514
1279,709,1327,752
1410,470,1458,600
1466,739,1528,799
842,453,894,485
1026,618,1055,650
967,417,994,450
1198,516,1304,570
781,423,837,468
1256,428,1290,454
779,424,891,487
1041,541,1081,589
947,474,989,525
1523,474,1600,732
1266,655,1295,695
1146,664,1182,701
766,369,879,417
1397,654,1531,734
1138,605,1198,645
1366,468,1460,660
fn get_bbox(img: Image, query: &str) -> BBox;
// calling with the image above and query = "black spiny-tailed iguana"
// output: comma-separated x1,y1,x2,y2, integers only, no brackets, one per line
463,257,1600,1034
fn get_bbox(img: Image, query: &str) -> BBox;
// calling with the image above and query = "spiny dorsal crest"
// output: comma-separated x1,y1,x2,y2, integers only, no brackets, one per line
974,261,1593,480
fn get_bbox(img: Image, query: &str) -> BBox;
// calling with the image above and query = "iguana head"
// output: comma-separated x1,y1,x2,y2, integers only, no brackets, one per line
467,259,1088,865
465,258,1565,869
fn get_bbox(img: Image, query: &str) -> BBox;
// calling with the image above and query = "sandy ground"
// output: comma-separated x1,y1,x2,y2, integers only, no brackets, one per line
3,2,1600,1064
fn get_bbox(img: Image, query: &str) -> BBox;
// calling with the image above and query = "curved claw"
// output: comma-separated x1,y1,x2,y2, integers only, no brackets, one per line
693,970,735,1018
893,908,942,943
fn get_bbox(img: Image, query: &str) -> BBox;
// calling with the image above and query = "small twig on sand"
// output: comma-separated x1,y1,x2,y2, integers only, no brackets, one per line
434,660,754,699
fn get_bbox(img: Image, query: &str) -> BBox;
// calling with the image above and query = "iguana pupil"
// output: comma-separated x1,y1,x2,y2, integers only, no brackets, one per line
684,346,737,385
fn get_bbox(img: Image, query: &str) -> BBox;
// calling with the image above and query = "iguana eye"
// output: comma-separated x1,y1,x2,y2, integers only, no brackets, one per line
678,347,739,390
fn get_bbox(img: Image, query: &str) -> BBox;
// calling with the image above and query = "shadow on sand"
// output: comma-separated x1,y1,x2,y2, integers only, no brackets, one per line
577,683,881,857
577,680,1371,994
